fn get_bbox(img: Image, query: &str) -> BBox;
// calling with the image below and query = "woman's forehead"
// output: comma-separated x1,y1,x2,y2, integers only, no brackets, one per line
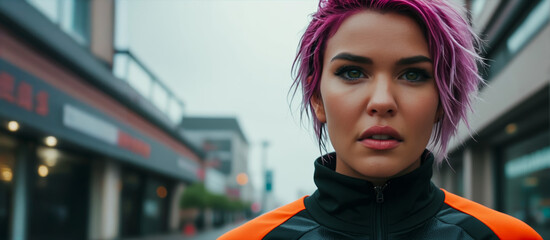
324,10,430,62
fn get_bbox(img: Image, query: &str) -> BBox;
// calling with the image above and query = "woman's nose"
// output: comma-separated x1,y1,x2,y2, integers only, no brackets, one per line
365,78,397,117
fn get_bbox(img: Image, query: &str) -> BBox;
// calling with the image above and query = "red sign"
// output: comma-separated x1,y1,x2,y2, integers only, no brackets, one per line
196,168,205,181
0,72,15,103
17,82,33,111
117,130,151,158
0,71,49,116
35,91,49,116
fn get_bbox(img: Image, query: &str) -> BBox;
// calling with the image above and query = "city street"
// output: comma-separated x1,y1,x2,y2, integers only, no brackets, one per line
0,0,548,239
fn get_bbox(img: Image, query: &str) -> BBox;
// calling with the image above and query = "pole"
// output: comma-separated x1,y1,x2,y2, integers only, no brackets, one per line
261,140,269,213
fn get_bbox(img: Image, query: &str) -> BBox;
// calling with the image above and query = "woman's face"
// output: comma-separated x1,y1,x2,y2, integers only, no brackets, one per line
311,11,440,184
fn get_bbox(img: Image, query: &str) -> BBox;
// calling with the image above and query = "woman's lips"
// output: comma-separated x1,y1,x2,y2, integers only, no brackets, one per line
358,126,403,150
359,138,401,150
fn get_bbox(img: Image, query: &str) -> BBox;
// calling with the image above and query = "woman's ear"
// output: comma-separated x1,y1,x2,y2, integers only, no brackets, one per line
309,77,327,123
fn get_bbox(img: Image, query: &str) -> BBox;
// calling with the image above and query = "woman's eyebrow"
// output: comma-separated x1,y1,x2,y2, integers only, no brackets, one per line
330,53,373,64
396,55,432,65
330,53,432,65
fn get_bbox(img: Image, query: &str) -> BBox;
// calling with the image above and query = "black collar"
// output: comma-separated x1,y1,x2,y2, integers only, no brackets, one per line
304,150,444,234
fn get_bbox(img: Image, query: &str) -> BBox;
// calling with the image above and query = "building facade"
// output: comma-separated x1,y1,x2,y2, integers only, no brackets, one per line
179,117,253,204
433,0,550,238
0,0,203,239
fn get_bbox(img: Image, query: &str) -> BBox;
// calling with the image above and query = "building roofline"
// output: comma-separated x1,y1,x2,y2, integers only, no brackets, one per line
0,0,205,159
179,116,249,144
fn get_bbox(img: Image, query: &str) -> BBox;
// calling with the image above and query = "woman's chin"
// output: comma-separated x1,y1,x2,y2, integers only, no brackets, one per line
338,156,421,182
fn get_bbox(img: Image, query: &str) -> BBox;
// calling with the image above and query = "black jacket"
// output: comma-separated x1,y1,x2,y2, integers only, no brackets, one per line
219,151,541,239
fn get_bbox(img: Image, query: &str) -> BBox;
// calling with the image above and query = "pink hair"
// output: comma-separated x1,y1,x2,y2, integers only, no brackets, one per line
291,0,484,163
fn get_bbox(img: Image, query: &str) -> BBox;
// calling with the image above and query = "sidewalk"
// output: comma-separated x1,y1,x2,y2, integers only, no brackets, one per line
125,222,243,240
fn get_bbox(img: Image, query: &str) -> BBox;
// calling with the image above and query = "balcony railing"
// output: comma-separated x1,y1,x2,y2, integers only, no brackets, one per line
113,49,184,124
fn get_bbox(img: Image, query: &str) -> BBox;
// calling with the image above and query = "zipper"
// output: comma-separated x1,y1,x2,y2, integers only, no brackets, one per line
374,184,387,203
373,183,388,240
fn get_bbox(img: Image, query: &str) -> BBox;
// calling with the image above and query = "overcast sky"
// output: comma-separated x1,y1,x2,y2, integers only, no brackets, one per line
118,0,322,206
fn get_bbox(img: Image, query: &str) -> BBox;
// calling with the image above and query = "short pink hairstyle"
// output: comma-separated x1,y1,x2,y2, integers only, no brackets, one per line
291,0,484,163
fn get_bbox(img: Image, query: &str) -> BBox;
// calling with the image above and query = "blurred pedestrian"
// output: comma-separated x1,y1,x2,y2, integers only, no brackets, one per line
219,0,542,239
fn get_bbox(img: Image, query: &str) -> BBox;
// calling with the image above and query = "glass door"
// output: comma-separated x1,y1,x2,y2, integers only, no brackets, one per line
28,147,91,240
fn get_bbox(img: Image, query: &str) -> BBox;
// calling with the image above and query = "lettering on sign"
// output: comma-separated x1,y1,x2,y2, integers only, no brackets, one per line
117,131,151,158
35,91,49,116
0,72,15,102
17,82,33,111
0,71,49,116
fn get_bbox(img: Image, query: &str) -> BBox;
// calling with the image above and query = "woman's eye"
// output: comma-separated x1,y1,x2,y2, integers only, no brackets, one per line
405,72,419,80
346,70,363,79
335,67,365,81
400,69,431,82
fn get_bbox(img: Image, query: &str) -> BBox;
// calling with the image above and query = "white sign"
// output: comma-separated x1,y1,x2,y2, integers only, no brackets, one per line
178,158,199,172
63,104,118,145
205,168,226,195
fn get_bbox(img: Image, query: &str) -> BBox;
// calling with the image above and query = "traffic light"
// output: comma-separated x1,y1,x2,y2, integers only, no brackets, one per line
265,170,273,192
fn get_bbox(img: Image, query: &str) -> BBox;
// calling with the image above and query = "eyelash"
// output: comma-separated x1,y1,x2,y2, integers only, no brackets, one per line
334,66,432,83
334,66,366,81
399,68,433,82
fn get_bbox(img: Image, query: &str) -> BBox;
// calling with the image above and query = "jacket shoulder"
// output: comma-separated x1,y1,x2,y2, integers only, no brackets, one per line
217,196,307,240
441,189,542,240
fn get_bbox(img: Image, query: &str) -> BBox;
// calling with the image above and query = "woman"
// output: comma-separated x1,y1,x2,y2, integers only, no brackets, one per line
219,0,542,239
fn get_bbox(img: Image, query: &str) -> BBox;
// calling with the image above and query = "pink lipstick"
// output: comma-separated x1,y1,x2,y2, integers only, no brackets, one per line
358,126,403,150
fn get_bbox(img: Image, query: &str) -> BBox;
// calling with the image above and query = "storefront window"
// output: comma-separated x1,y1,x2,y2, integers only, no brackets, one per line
120,170,144,237
0,134,16,239
141,177,170,234
28,147,91,240
503,130,550,238
26,0,90,46
120,168,171,237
